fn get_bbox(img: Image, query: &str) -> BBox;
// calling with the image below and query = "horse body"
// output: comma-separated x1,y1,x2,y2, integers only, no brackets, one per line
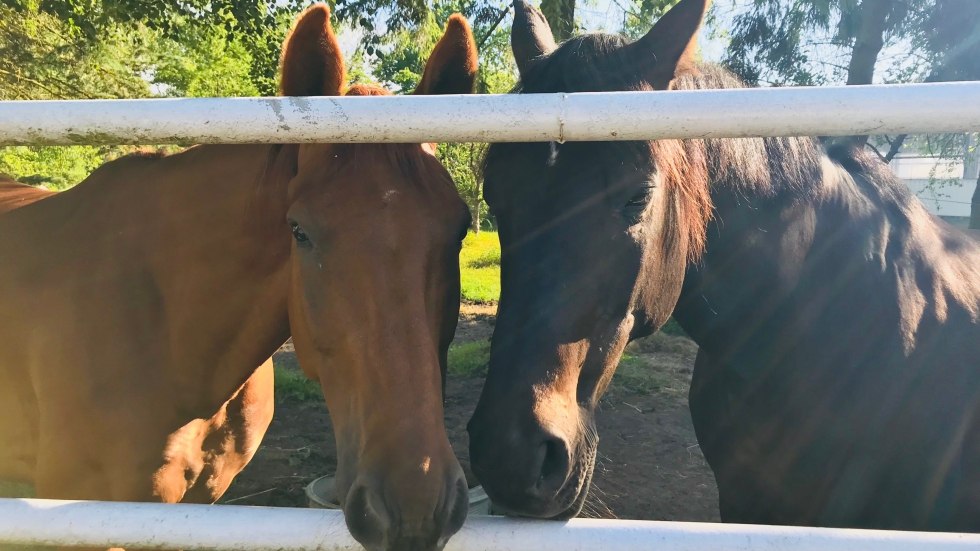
469,0,980,530
0,6,479,550
0,145,284,501
678,144,980,530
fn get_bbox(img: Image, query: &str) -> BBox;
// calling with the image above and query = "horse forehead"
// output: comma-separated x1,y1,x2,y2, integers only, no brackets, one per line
299,166,461,233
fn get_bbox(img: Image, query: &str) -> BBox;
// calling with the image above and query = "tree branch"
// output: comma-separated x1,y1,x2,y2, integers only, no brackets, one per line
477,6,510,52
0,66,70,98
883,134,908,162
865,142,886,162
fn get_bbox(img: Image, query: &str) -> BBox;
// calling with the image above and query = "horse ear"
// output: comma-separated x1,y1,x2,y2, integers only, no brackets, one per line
627,0,709,89
415,14,479,95
279,4,346,97
511,0,557,77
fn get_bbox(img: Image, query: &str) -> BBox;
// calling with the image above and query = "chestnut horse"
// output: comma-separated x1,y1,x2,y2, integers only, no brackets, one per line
468,0,980,532
0,6,477,550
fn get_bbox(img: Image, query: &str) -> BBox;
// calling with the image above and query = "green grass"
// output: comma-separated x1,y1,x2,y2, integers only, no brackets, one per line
459,231,500,304
447,340,491,377
274,366,323,402
612,353,675,395
0,480,34,498
659,317,689,337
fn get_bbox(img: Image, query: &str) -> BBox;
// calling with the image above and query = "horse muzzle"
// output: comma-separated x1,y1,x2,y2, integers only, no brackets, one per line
342,467,469,551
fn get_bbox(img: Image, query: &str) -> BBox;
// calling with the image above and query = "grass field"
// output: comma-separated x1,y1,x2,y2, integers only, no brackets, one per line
459,231,500,304
274,366,323,402
447,340,491,376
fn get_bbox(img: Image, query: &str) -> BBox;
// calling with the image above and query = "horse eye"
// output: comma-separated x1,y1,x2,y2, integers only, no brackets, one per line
290,221,309,244
625,187,653,208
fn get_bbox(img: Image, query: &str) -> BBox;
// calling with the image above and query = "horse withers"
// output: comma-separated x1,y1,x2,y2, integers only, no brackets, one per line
0,6,478,551
467,0,980,531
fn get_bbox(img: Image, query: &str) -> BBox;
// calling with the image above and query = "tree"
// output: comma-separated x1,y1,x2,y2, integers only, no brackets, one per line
0,6,155,100
724,0,980,224
0,2,291,187
152,25,262,98
725,0,980,147
621,0,682,40
540,0,574,41
336,0,510,55
0,0,298,95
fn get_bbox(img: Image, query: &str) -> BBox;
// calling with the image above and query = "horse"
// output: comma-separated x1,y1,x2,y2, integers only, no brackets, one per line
467,0,980,532
0,6,478,550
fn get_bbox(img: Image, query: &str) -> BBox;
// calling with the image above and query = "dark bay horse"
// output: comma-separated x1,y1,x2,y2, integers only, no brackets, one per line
468,0,980,531
0,6,478,550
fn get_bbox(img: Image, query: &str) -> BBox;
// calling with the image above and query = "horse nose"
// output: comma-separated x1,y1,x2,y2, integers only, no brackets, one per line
344,473,468,551
468,414,572,515
536,435,571,497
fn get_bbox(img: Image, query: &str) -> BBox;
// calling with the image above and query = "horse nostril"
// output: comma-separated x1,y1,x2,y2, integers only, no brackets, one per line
343,483,388,550
534,435,570,496
343,472,467,551
439,473,469,541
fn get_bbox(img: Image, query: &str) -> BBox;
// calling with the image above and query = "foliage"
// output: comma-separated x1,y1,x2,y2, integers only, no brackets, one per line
722,0,980,225
0,2,289,187
0,6,154,100
459,231,501,303
724,0,911,86
447,340,491,376
335,0,510,55
1,0,300,95
910,0,980,83
621,0,681,40
0,146,107,189
540,0,574,41
723,0,980,87
152,25,261,97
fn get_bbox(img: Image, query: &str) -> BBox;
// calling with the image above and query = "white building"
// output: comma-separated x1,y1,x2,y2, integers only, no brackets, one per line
889,143,979,228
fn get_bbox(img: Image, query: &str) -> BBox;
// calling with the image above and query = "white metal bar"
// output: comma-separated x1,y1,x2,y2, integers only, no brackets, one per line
0,82,978,145
1,498,979,551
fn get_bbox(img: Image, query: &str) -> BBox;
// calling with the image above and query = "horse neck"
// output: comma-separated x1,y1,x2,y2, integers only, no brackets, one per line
675,138,980,360
168,144,294,407
671,135,839,352
94,145,294,411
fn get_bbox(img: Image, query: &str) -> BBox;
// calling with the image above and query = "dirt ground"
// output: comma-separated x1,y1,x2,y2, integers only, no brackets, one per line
221,306,720,522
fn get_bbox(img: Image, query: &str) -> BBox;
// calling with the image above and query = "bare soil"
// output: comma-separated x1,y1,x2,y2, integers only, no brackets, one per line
221,306,720,522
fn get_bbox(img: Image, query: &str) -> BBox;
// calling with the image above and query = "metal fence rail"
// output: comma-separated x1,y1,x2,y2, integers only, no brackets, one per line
1,498,979,551
0,81,978,145
2,83,980,551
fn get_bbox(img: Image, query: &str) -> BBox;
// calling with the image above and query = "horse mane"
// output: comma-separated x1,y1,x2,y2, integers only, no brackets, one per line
338,83,448,187
502,33,714,260
824,143,922,225
505,34,941,258
670,64,826,201
514,34,830,202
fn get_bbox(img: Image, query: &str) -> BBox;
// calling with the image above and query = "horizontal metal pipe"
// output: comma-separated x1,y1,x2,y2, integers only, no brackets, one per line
0,82,978,145
1,498,979,551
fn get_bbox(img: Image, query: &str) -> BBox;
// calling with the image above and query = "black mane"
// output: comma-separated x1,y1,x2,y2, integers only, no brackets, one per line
514,36,924,218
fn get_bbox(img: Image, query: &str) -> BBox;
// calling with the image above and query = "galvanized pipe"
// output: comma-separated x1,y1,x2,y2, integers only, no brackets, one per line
1,498,979,551
0,82,978,145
